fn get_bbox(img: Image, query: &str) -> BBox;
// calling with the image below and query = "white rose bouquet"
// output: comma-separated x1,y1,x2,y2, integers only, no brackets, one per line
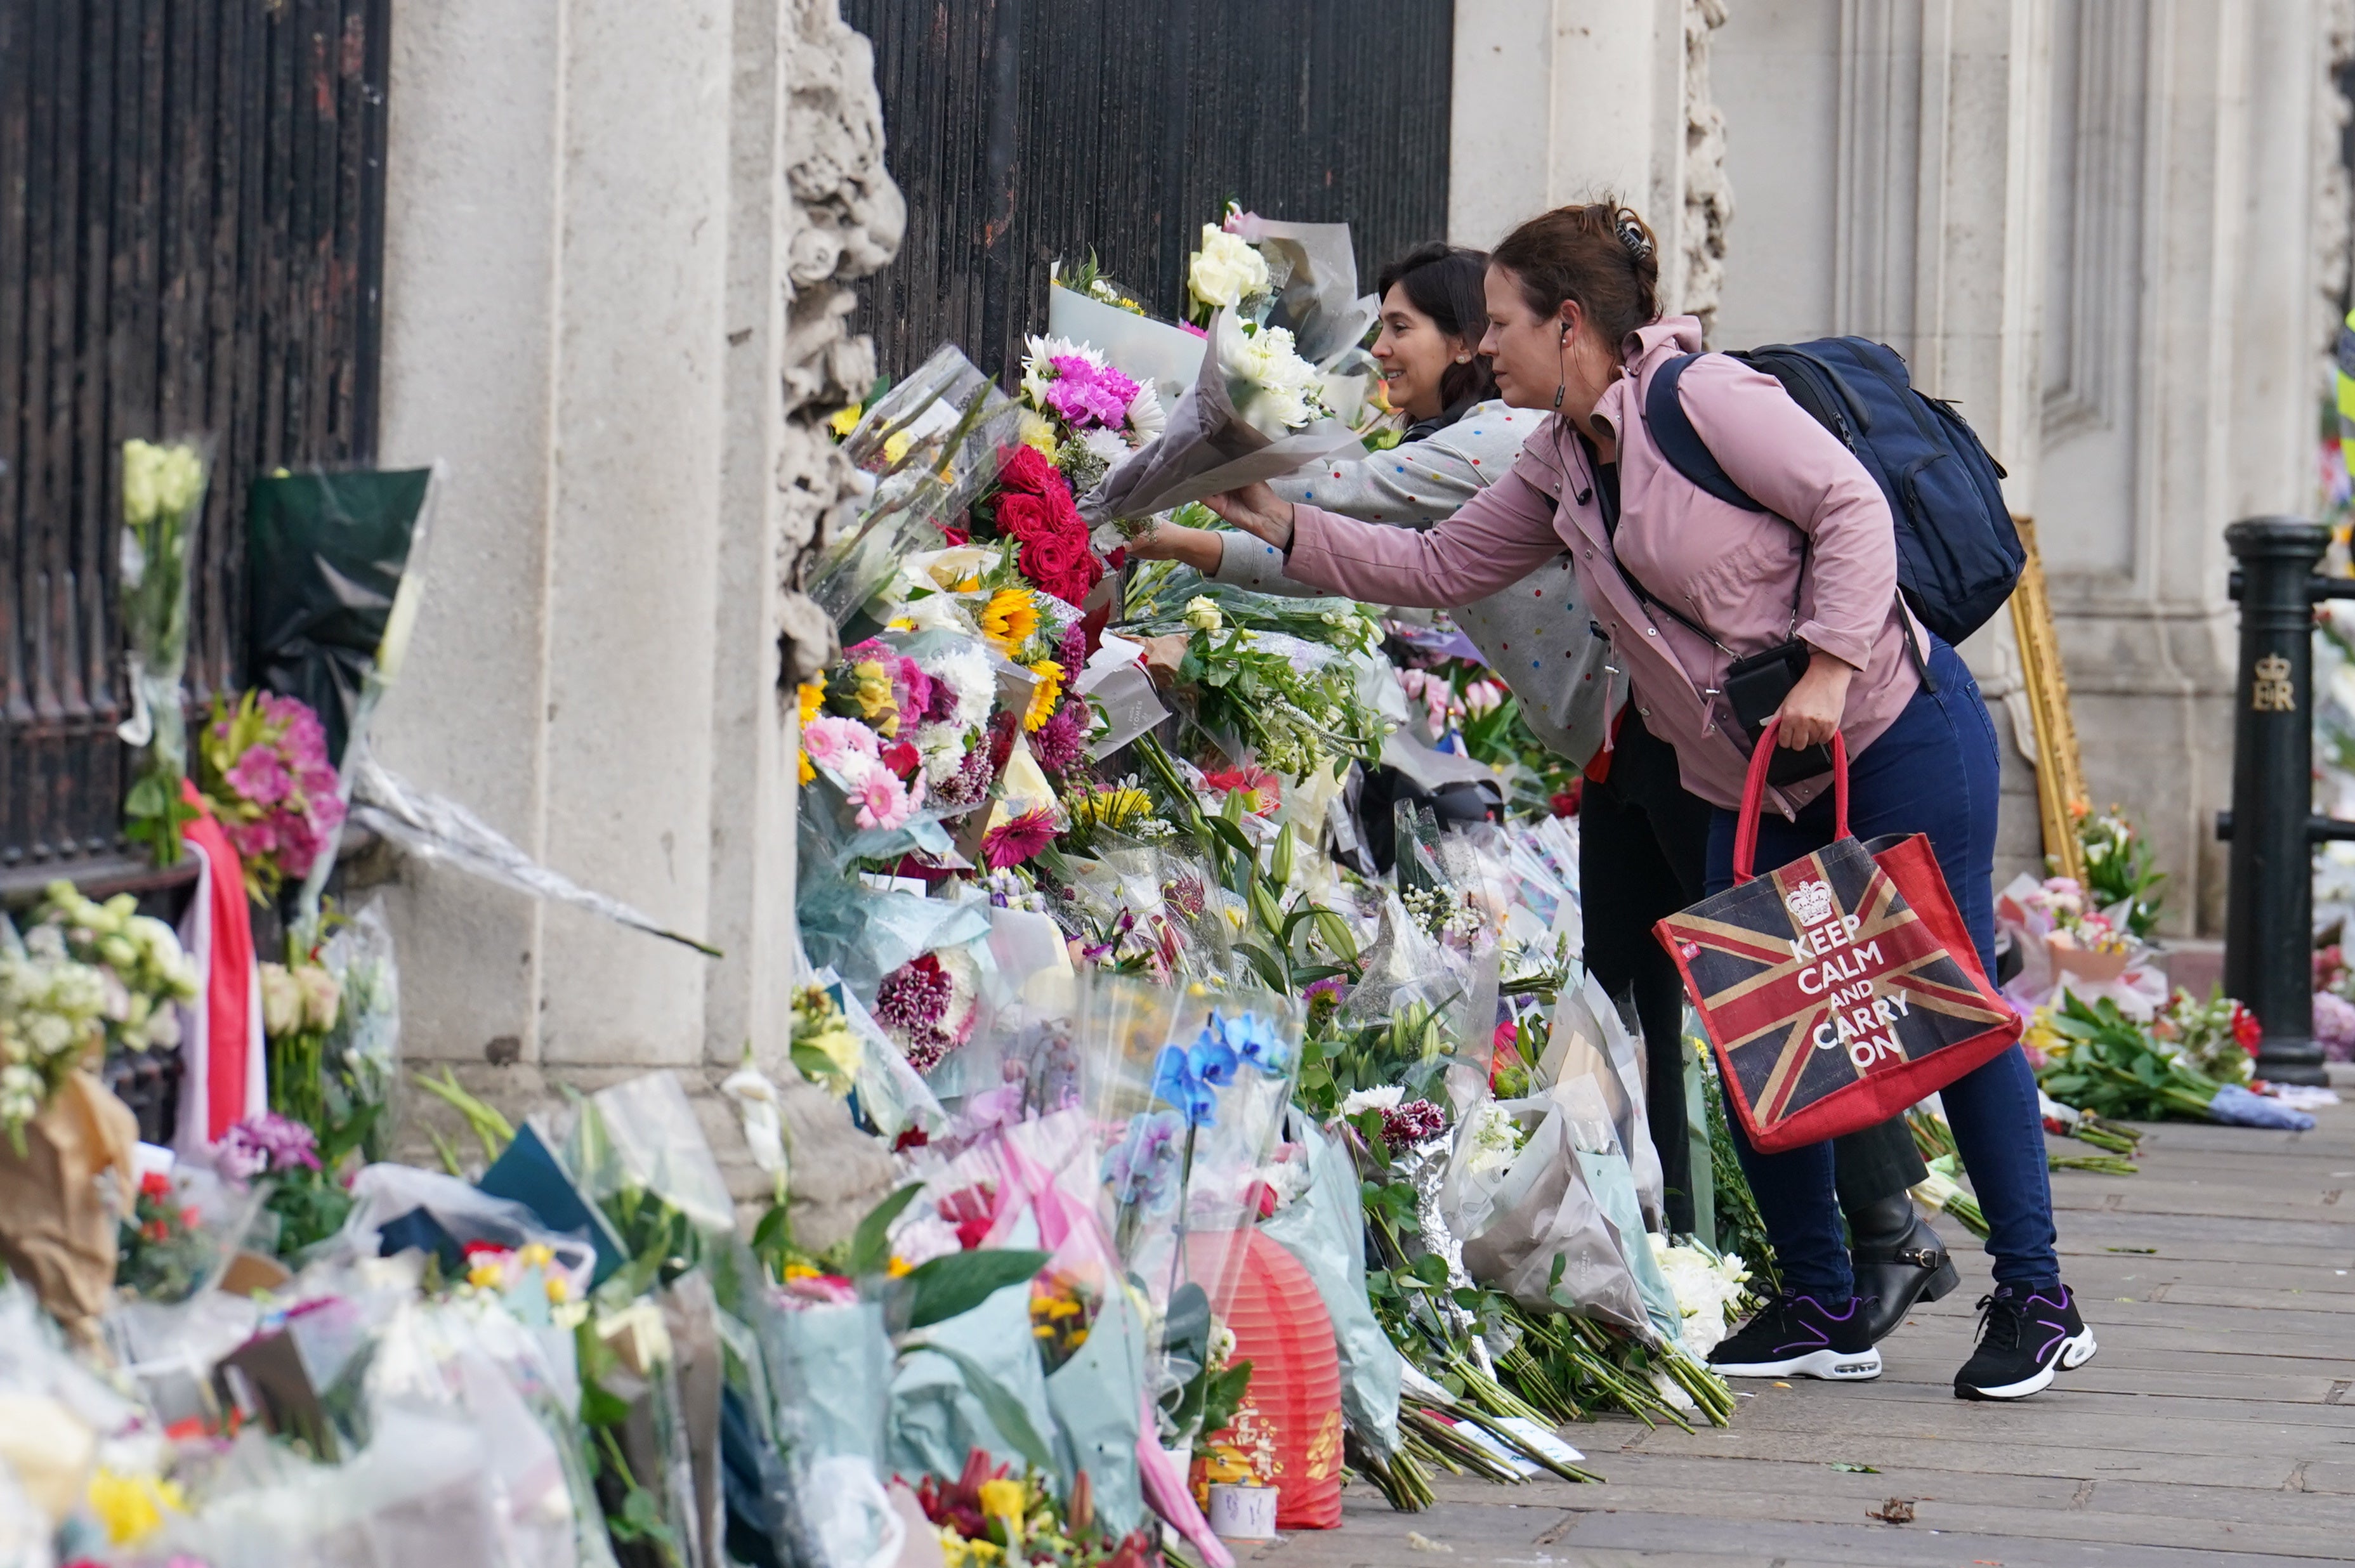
1075,306,1363,537
1185,223,1273,326
115,435,215,864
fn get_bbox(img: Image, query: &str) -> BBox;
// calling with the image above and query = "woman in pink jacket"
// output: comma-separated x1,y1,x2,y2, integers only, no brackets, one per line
1191,202,2089,1402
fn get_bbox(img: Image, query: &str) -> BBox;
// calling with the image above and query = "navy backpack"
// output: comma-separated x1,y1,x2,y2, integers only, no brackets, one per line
1643,339,2023,648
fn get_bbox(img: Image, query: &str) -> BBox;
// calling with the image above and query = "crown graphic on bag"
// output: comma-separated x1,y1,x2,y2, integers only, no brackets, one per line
1783,879,1835,927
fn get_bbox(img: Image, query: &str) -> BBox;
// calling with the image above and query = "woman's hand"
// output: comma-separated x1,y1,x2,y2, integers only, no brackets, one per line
1200,482,1295,549
1773,650,1854,750
1126,521,1224,573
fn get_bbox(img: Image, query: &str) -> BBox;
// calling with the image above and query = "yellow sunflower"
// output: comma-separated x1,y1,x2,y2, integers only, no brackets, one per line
981,586,1038,653
1023,658,1066,729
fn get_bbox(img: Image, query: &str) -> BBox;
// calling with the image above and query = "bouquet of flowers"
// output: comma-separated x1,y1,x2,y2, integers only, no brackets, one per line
1075,306,1363,537
116,435,214,863
1150,599,1389,782
30,881,200,1055
874,948,982,1073
2073,802,2166,939
195,689,348,902
811,343,1026,625
967,445,1112,615
0,934,108,1152
259,954,341,1129
1185,221,1275,329
1018,334,1166,496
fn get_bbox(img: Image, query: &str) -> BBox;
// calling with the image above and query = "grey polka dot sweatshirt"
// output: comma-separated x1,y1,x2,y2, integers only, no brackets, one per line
1212,400,1621,769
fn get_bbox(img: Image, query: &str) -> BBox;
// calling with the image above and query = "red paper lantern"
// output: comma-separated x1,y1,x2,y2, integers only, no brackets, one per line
1187,1228,1343,1529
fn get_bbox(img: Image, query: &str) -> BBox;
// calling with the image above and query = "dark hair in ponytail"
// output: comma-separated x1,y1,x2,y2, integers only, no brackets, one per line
1489,200,1662,354
1375,242,1499,412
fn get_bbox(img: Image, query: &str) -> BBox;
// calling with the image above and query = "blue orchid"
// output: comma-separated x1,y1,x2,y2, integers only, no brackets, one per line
1214,1009,1289,1075
1151,1043,1219,1127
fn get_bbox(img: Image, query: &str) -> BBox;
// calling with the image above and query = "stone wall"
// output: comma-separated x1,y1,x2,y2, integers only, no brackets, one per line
369,0,903,1243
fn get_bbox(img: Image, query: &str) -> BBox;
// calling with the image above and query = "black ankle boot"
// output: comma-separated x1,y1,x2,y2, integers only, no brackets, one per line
1848,1189,1960,1343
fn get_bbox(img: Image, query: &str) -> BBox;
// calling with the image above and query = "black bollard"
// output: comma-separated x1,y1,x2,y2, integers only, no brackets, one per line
2221,518,2331,1085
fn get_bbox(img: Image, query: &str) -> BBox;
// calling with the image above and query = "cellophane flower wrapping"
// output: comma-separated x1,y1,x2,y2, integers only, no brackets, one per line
1254,1109,1401,1460
115,434,216,864
810,344,1024,627
320,899,402,1163
1075,307,1363,536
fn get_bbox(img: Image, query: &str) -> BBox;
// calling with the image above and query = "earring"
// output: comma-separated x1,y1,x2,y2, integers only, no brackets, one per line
1455,353,1471,363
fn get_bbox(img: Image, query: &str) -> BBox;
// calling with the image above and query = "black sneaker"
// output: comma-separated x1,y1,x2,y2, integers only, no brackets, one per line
1953,1284,2096,1401
1708,1291,1882,1381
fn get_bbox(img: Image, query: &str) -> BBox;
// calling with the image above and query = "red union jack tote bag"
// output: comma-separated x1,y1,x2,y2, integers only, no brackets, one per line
1653,724,2021,1154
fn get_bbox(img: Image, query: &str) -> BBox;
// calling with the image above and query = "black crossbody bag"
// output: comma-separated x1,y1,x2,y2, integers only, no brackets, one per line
1604,542,1834,787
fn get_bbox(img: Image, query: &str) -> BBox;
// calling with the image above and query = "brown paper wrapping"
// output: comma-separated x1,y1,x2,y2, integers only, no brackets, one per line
0,1071,138,1339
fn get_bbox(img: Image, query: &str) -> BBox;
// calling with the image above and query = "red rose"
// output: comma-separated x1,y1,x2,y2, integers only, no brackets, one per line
881,740,922,778
997,445,1060,497
1021,527,1103,606
994,491,1058,546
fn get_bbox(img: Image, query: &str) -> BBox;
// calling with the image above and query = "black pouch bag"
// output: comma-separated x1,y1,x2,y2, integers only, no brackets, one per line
1606,542,1833,786
1721,639,1833,785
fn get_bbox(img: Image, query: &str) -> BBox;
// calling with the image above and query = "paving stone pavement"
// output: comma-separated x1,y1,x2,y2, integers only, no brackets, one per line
1241,1104,2355,1567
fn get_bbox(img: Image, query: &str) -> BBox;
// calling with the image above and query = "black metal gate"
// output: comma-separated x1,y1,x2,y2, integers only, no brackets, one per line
0,0,389,894
841,0,1455,383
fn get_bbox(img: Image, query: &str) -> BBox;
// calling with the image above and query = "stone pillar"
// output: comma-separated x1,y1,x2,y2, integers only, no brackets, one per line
1446,0,1724,322
372,0,899,1172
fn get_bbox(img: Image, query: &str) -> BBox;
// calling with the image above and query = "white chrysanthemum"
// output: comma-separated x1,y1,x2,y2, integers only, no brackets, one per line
1222,323,1325,435
1189,226,1269,311
1125,380,1165,443
1460,1101,1524,1179
923,646,997,730
1078,427,1129,467
915,721,971,784
1339,1085,1405,1118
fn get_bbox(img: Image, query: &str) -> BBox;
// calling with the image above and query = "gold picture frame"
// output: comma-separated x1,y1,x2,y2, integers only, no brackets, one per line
2007,517,2088,884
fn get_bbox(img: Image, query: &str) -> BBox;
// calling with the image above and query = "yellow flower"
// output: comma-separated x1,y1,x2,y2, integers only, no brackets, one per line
886,1255,914,1278
1017,408,1059,455
468,1260,507,1290
978,1477,1027,1539
87,1469,185,1545
1068,786,1155,837
797,681,826,727
883,429,916,467
981,587,1038,654
1023,659,1066,730
782,1262,820,1282
546,1274,572,1303
827,403,863,438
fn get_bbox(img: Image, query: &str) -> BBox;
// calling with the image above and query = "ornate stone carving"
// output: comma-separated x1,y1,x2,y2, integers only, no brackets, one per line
776,0,907,686
1682,0,1733,334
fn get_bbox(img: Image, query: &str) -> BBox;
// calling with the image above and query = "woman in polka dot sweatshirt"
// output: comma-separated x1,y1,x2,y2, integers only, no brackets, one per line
1132,243,1618,768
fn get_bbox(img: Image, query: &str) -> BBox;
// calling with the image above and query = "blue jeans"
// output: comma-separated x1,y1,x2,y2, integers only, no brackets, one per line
1703,639,2061,1297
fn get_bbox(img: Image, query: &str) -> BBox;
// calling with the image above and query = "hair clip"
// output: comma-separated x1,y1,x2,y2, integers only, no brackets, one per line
1616,218,1655,262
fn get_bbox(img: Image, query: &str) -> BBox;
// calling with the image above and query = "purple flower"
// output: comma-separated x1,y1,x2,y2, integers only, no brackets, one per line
1057,620,1087,675
226,745,293,805
1103,1108,1186,1210
218,1111,321,1178
876,955,952,1035
1042,357,1141,430
1381,1099,1448,1151
1029,705,1084,774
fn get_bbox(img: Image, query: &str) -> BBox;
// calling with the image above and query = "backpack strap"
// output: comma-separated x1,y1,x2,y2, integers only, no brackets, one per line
1643,353,1768,513
1636,350,1937,689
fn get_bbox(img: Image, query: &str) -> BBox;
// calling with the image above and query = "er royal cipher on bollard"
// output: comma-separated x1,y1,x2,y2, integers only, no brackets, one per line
2219,516,2355,1086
